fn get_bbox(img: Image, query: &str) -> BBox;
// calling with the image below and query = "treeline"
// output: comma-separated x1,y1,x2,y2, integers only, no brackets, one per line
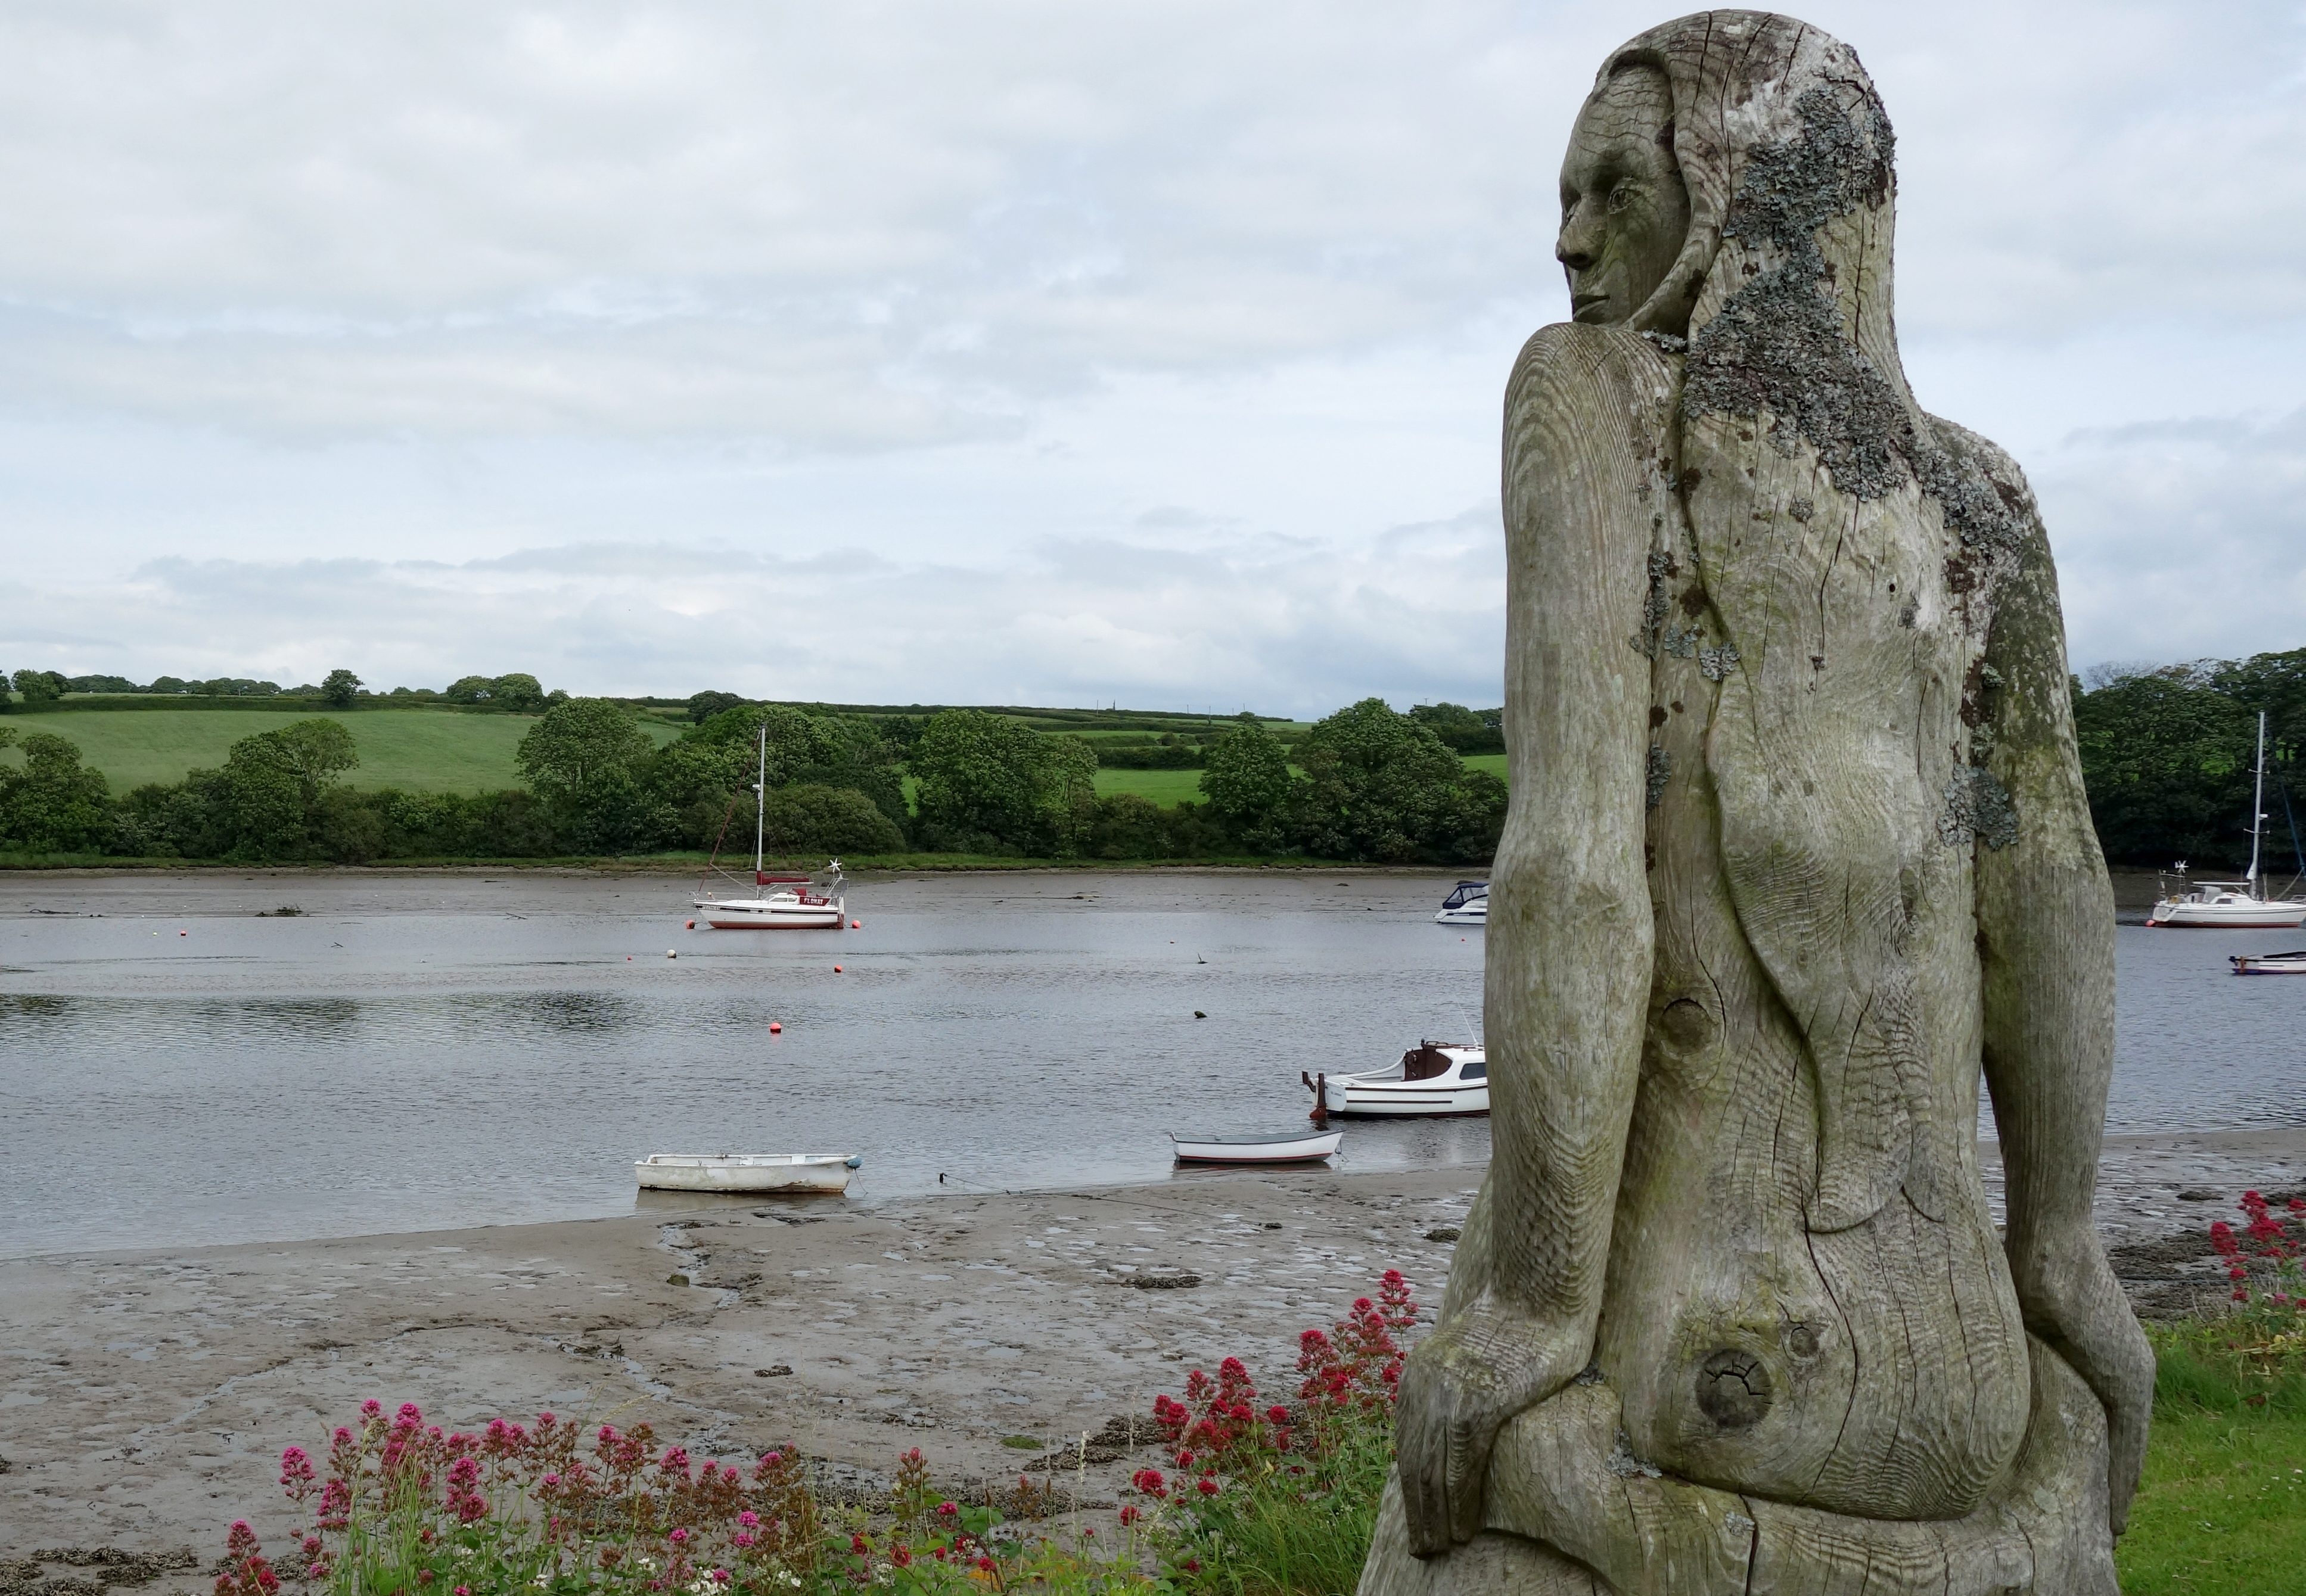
0,698,1506,866
3,667,574,710
2075,648,2306,870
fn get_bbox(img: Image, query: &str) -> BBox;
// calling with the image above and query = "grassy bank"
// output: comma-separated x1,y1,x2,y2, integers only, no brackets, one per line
2117,1317,2306,1592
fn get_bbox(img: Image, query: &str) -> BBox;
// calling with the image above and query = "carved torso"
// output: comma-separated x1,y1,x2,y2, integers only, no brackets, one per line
1585,334,2035,1517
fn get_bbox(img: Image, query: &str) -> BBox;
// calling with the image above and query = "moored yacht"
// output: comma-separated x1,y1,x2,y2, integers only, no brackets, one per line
2147,712,2306,929
693,723,849,931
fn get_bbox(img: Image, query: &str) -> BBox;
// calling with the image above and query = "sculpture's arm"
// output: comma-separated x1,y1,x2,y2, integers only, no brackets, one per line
1397,324,1658,1555
1970,441,2154,1537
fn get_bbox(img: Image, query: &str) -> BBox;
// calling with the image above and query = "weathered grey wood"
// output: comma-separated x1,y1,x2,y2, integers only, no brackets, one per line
1362,11,2149,1594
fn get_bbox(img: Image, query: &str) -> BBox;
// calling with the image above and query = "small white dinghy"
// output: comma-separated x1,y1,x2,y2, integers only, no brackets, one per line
2231,950,2306,975
1170,1128,1343,1165
635,1153,862,1194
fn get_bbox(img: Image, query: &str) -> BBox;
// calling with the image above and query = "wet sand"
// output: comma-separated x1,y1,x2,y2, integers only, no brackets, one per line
7,1129,2305,1570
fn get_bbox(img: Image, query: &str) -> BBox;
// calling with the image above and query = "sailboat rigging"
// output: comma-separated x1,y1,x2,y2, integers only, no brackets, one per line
692,723,849,931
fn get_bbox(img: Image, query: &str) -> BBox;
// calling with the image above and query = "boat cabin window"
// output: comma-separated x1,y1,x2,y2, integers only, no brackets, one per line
1459,1059,1487,1081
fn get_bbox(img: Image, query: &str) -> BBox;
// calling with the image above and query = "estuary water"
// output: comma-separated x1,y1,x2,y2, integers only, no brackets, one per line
1,870,2298,1258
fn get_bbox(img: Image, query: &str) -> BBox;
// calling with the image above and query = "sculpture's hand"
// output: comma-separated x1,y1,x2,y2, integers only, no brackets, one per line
1395,1296,1585,1555
2008,1221,2154,1535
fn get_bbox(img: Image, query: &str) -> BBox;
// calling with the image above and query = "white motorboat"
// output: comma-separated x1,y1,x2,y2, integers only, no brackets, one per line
694,722,849,931
1304,1042,1488,1118
1435,881,1488,926
2147,712,2306,928
1170,1128,1344,1165
2231,950,2306,975
634,1153,862,1194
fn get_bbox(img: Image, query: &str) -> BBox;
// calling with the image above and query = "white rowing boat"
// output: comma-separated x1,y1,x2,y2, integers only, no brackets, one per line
634,1153,862,1194
1170,1128,1343,1165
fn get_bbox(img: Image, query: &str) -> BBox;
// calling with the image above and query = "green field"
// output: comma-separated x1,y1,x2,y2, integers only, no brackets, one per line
1092,767,1207,805
1461,752,1506,780
4,708,679,794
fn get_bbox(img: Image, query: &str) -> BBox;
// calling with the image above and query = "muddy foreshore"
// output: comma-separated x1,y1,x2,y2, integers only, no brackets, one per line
5,1134,2303,1584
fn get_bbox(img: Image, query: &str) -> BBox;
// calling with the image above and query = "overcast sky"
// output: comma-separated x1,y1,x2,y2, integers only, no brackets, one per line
2,1,2301,716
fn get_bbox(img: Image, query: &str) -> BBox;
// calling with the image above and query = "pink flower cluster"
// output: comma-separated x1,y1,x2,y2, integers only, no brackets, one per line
2211,1190,2306,1307
213,1521,279,1596
253,1400,825,1592
1127,1268,1419,1527
1296,1267,1416,1410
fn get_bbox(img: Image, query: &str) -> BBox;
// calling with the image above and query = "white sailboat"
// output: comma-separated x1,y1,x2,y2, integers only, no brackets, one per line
692,724,850,931
2147,711,2306,929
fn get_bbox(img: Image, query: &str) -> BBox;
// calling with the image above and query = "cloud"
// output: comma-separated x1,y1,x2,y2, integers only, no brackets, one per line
5,503,1506,717
0,1,2302,707
2035,405,2306,672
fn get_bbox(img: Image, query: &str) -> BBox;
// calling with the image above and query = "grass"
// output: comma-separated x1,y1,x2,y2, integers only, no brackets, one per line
2115,1315,2306,1593
1459,753,1506,780
4,708,679,794
1095,767,1207,805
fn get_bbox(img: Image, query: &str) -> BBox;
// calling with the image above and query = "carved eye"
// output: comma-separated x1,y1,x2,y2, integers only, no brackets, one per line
1608,183,1633,213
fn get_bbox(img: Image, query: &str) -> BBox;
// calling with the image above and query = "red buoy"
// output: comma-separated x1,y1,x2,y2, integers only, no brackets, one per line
686,919,697,929
850,919,861,929
769,1021,783,1034
834,965,844,973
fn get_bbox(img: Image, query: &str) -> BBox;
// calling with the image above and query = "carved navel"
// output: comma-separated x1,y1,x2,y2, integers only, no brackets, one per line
1696,1349,1774,1429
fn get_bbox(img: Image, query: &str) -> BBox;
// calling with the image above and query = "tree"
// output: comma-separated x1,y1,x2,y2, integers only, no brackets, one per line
217,720,360,858
1201,714,1298,850
0,730,115,851
445,675,496,704
517,698,667,853
688,690,747,724
759,783,907,855
2075,666,2254,867
11,669,66,704
321,668,362,708
1295,698,1496,863
909,710,1089,854
1407,701,1504,754
518,699,654,797
489,673,547,713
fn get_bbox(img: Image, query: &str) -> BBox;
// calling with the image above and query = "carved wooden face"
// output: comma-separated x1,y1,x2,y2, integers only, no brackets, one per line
1556,64,1690,330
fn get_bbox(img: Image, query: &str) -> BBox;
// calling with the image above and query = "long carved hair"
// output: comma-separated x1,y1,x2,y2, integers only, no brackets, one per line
1588,13,2037,1233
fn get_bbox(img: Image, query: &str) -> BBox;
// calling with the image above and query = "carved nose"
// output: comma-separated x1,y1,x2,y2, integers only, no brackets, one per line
1556,238,1593,271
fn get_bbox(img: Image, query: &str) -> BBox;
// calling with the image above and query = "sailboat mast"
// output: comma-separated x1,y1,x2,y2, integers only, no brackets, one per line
754,722,767,882
2249,709,2268,898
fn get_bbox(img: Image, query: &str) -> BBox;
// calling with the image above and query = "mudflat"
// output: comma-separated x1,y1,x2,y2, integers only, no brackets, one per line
6,1131,2304,1569
0,1167,1477,1564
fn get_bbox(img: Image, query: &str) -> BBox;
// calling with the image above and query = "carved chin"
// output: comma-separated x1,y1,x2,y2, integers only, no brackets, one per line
1570,300,1616,324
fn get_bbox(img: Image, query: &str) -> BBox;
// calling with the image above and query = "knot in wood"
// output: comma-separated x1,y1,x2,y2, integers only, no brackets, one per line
1696,1348,1774,1429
